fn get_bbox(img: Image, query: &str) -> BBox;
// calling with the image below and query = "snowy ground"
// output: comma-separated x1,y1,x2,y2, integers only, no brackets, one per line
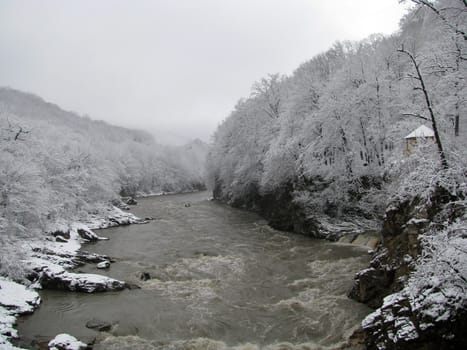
0,278,40,349
0,206,144,349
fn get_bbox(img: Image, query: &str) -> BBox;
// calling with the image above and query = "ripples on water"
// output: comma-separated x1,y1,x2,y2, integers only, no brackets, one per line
17,192,371,350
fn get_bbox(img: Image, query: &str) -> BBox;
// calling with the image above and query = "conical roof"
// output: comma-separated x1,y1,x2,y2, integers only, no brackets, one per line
404,125,435,139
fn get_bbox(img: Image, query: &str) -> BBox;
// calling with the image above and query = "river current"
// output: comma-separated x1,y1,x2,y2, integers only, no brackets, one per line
18,191,371,349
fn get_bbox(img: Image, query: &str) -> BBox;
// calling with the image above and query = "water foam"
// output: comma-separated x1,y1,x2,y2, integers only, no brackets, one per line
94,334,350,350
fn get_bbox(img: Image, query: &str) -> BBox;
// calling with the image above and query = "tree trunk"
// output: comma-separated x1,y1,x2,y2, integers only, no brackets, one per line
398,47,449,170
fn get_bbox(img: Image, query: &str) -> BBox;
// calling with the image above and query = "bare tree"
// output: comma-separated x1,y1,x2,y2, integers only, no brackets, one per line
398,45,449,169
1,118,30,142
403,0,467,40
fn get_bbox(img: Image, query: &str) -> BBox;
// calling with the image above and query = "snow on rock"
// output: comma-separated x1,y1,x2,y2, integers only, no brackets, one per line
48,333,88,350
27,259,127,293
22,206,144,292
46,207,145,247
361,206,467,348
96,261,110,269
362,290,419,346
0,206,141,349
0,278,41,349
317,215,379,241
84,206,146,230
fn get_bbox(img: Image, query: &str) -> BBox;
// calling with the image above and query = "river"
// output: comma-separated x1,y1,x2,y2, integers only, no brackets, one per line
17,191,371,349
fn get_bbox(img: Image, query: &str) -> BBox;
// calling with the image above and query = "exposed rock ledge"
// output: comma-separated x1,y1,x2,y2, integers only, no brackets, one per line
21,206,145,292
349,189,467,349
1,206,145,349
27,259,127,293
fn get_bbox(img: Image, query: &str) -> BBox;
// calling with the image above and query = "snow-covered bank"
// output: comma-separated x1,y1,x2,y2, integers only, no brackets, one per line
0,278,40,349
1,206,145,349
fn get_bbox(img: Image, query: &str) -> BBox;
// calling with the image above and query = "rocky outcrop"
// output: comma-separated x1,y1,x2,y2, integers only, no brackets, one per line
48,333,89,350
29,262,127,293
361,291,467,350
349,188,466,349
23,208,146,293
85,318,112,332
214,177,383,241
349,194,439,308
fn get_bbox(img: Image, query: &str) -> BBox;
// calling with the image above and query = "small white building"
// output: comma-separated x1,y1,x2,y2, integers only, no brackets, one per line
404,125,435,155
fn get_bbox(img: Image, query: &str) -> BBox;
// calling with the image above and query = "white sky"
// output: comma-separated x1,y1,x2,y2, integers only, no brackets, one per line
0,0,410,144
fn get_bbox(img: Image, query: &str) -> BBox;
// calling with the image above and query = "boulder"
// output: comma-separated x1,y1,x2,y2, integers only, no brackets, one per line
48,333,88,350
85,318,112,332
96,261,110,269
126,197,137,205
51,230,71,240
32,263,127,293
348,267,395,308
139,272,151,281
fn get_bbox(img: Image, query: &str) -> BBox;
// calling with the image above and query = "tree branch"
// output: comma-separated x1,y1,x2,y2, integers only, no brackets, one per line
402,113,429,121
398,46,449,169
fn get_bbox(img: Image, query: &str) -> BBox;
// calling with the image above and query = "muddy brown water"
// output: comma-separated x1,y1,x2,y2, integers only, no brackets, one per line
17,191,371,349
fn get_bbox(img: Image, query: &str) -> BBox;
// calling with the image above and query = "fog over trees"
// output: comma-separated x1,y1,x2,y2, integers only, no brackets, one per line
207,0,466,218
0,1,466,349
0,87,208,273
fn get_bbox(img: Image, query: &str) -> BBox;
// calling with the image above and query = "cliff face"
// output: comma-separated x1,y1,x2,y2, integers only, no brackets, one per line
213,180,321,237
349,188,467,349
214,174,467,349
213,177,381,242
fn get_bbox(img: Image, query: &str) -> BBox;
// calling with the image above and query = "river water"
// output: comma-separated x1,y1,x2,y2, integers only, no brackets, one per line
18,192,371,349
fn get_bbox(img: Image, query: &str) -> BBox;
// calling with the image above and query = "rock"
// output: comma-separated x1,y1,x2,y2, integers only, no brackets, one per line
350,189,467,350
125,283,142,290
349,197,425,308
348,267,395,308
76,227,100,242
184,202,191,207
347,327,367,349
75,251,114,264
55,236,68,243
96,261,110,269
51,230,71,240
126,197,137,205
33,263,127,293
111,198,130,211
48,333,88,350
85,318,112,332
139,272,151,281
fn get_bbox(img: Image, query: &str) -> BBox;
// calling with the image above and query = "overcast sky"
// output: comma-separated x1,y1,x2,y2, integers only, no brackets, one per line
0,0,410,144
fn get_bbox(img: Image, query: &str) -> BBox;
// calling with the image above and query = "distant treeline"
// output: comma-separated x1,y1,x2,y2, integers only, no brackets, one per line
0,87,208,248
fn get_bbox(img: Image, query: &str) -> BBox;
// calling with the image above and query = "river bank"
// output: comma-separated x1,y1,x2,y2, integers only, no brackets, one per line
15,192,373,350
0,206,145,349
212,181,467,349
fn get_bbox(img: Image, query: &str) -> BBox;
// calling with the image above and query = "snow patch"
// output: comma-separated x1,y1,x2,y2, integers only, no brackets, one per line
48,333,87,350
0,278,41,349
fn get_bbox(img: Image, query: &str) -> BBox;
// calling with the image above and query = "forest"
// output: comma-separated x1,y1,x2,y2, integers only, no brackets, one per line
0,0,466,349
207,0,466,348
208,0,466,224
0,87,208,277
